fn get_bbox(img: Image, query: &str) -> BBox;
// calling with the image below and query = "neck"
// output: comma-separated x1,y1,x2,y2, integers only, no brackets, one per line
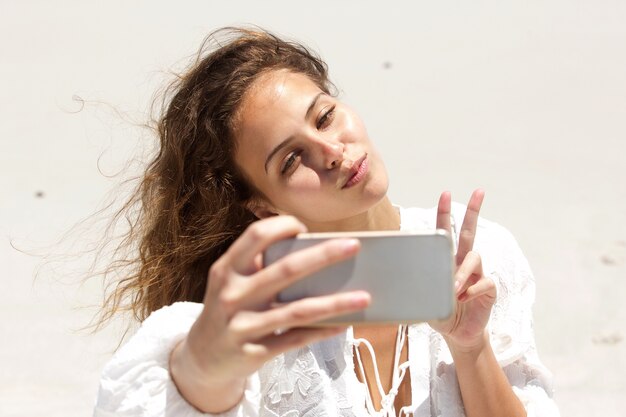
304,197,400,232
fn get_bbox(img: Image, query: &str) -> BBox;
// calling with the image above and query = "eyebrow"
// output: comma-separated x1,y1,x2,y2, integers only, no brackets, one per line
264,92,326,173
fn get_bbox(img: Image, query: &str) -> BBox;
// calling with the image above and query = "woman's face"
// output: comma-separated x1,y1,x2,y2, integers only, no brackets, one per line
234,70,389,230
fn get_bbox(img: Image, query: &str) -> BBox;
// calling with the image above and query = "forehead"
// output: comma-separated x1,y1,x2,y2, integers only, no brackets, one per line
239,70,321,119
234,70,323,151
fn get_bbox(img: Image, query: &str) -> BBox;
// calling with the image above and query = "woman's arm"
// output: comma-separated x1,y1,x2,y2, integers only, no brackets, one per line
429,191,558,416
448,332,526,417
435,248,526,417
95,216,371,416
167,215,370,413
169,338,247,414
429,190,531,416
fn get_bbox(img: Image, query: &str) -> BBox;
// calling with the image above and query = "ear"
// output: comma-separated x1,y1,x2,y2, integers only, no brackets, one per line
246,198,279,219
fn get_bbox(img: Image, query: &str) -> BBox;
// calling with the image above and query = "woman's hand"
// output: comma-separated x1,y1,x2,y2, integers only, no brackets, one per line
428,189,497,351
169,215,371,413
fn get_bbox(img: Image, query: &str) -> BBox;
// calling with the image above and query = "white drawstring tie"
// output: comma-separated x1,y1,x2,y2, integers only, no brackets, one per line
353,325,413,417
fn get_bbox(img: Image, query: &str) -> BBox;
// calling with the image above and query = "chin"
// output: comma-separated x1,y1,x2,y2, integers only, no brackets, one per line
364,171,390,200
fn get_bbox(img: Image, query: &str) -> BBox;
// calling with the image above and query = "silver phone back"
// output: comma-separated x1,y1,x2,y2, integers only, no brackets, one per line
264,231,454,324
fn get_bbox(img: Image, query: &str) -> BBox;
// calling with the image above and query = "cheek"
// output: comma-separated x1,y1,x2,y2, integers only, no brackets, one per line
340,111,369,143
266,171,325,207
286,169,324,194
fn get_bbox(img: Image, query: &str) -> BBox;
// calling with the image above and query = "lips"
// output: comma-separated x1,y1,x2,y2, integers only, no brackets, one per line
342,154,368,189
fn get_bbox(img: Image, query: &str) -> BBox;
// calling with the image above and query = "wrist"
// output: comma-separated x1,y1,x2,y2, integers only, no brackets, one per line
170,339,246,413
444,330,490,357
446,330,527,417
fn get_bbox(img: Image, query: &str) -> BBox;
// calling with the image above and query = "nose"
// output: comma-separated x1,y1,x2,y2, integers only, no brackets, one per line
319,139,344,169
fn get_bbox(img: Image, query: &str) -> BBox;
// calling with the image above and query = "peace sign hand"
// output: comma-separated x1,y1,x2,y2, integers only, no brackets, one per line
428,189,497,351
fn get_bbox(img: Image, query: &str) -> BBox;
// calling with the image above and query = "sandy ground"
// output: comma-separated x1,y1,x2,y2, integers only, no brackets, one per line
2,2,625,416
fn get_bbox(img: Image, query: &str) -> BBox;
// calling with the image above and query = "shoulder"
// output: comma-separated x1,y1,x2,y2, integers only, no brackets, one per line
95,302,205,415
100,301,203,380
125,301,202,347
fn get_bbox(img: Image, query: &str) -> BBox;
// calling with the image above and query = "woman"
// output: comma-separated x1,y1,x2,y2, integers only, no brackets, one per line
94,28,559,417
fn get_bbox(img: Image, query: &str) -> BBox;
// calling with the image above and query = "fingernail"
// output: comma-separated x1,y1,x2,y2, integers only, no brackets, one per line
351,291,371,307
342,238,360,253
454,280,461,293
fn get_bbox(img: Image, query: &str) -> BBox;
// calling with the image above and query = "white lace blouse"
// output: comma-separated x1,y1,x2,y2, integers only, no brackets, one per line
94,204,560,417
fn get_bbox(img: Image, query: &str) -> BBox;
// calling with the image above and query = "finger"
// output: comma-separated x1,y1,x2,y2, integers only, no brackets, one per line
456,189,485,265
213,237,360,315
232,290,370,341
458,276,496,303
225,216,307,274
247,237,361,305
436,191,452,234
454,251,483,296
241,326,346,360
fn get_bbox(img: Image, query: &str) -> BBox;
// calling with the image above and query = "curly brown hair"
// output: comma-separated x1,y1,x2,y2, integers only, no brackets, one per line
100,27,335,325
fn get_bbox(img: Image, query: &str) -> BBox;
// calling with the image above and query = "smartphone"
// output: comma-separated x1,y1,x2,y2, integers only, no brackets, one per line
263,230,454,325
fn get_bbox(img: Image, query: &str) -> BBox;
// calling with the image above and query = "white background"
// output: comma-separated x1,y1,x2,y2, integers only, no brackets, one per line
1,1,625,416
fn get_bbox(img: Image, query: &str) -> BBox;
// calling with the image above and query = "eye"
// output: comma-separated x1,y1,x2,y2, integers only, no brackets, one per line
280,150,301,175
316,105,336,130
